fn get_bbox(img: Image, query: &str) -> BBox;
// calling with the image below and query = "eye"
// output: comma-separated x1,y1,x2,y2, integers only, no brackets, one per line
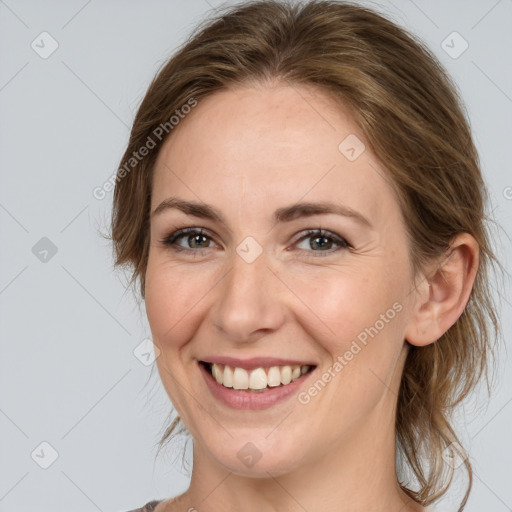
292,228,350,256
160,227,217,253
159,227,350,257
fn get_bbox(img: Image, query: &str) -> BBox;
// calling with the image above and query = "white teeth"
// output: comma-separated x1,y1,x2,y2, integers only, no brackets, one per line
280,366,292,385
209,363,312,390
233,367,249,389
223,365,233,388
249,368,267,390
212,363,223,384
267,366,281,387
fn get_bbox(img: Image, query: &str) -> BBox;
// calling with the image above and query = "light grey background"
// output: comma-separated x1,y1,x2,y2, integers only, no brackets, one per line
0,1,510,511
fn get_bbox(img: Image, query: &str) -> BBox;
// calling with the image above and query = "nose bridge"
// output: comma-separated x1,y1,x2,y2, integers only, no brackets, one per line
211,244,283,340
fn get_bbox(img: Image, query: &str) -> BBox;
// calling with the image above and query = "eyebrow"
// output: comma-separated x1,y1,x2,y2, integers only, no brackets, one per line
151,197,372,228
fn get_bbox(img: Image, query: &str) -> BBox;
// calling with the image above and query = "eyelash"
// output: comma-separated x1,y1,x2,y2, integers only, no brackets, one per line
159,227,351,257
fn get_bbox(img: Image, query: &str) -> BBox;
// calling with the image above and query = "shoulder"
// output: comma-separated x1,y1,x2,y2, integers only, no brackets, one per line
124,500,163,512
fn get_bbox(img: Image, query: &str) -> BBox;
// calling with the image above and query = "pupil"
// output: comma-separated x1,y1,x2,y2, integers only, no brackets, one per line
190,234,207,248
312,236,330,250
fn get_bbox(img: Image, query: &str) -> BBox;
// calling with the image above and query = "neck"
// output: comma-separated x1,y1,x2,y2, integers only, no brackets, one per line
177,394,422,512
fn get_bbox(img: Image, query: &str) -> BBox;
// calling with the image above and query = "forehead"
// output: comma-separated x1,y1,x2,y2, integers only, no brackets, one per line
151,84,398,227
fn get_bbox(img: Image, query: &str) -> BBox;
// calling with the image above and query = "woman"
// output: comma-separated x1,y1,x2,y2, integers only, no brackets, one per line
112,1,500,511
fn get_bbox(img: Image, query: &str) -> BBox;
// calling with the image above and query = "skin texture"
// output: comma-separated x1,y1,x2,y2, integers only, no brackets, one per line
144,81,478,512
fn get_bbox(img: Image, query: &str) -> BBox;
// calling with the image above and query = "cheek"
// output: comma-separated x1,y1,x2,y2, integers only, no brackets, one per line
290,266,402,348
144,260,210,416
294,270,409,420
144,259,210,351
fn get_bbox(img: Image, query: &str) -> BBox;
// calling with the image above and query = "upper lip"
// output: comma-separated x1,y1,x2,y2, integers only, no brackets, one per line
199,356,317,371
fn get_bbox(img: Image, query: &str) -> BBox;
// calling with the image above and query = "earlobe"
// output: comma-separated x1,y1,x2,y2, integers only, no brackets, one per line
405,233,480,347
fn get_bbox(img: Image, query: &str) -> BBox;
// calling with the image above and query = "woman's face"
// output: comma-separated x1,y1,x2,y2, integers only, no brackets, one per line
145,82,420,476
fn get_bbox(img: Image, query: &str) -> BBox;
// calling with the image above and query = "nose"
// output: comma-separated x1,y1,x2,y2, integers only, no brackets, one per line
210,248,285,343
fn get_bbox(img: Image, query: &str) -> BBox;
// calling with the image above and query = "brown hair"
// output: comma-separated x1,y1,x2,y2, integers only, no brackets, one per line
111,1,501,509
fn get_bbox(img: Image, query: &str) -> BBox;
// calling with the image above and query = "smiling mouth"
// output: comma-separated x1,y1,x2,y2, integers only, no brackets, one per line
199,361,316,392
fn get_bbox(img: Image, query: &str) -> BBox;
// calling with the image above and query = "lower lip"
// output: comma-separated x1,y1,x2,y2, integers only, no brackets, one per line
199,362,315,410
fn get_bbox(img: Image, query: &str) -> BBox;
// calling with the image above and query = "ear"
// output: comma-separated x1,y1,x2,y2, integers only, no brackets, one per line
405,233,479,347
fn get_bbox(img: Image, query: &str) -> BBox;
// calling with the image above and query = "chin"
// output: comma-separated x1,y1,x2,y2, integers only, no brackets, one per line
203,432,308,478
